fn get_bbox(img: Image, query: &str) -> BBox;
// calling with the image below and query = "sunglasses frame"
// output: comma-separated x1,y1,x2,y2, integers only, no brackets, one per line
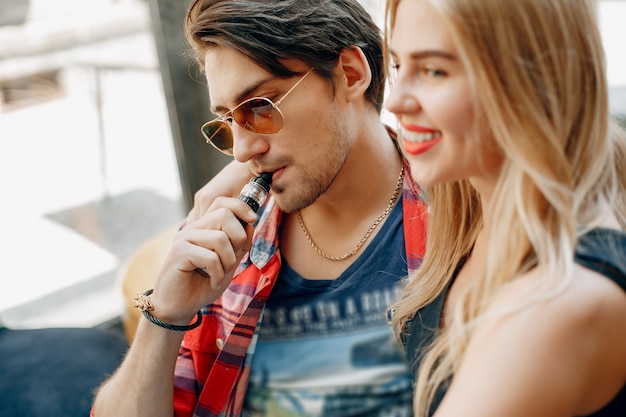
201,68,314,155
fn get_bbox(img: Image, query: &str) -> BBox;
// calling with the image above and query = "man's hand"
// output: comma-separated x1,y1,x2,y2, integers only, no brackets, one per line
152,195,258,324
186,160,253,223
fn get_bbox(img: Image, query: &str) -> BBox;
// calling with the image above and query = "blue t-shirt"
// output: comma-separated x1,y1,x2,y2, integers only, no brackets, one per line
243,198,412,416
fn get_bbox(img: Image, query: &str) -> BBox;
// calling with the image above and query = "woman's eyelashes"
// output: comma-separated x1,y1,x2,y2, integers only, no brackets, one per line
420,67,446,78
390,61,447,82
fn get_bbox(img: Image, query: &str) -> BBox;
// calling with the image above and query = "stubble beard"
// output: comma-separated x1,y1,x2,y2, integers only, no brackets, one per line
273,112,352,214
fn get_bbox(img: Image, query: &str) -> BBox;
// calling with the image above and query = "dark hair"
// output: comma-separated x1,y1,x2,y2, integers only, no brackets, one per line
185,0,385,112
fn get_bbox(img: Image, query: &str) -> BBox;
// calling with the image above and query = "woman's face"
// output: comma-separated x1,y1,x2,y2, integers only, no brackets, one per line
385,0,502,190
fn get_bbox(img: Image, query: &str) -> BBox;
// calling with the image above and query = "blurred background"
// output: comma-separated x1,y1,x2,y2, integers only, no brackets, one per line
0,0,624,334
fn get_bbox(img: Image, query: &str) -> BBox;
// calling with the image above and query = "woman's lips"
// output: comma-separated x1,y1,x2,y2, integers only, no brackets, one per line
401,127,442,156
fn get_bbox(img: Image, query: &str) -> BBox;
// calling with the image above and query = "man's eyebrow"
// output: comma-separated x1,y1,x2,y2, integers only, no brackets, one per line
210,75,276,114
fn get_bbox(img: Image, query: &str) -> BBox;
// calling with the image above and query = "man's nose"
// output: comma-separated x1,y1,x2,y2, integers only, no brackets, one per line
231,123,271,162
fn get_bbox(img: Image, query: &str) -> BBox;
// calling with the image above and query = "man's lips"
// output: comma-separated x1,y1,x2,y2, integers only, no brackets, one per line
253,167,284,182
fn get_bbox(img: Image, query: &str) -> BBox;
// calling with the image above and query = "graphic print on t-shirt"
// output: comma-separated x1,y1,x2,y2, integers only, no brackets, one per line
243,201,413,417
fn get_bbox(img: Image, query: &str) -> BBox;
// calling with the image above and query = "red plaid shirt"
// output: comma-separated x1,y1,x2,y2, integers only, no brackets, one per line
172,161,428,417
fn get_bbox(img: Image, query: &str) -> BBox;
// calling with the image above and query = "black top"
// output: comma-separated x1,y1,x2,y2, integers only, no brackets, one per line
403,228,626,416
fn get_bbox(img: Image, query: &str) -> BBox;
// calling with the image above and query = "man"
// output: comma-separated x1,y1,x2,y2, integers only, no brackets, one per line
92,0,427,416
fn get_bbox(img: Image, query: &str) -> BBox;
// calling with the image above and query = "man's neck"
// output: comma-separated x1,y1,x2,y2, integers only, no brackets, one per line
280,121,403,279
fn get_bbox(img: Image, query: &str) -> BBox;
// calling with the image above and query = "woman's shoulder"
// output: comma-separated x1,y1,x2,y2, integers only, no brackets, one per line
439,268,626,416
493,226,626,321
487,261,626,335
437,228,626,416
464,262,626,415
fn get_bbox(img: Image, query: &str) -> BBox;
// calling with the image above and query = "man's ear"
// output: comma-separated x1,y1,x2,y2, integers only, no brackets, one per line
337,46,372,102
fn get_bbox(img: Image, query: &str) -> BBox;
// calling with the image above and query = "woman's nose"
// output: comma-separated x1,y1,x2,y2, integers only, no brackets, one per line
385,78,420,116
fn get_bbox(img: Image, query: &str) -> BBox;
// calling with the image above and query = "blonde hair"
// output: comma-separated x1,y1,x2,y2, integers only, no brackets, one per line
385,0,626,415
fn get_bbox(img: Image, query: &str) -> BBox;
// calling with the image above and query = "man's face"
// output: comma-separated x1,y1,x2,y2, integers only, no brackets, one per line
204,47,353,213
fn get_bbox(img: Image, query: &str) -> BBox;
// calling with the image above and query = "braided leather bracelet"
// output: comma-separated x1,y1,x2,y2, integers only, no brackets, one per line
133,289,202,332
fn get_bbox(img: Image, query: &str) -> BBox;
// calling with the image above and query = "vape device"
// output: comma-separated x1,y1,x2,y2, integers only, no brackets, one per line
195,172,272,277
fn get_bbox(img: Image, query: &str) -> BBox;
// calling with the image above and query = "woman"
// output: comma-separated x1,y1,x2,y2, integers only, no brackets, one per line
384,0,626,416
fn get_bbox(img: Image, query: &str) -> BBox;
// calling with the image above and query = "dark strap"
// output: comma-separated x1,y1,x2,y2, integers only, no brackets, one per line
574,229,626,292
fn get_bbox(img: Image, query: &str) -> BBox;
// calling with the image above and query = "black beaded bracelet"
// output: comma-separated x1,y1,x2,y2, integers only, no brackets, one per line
134,289,202,332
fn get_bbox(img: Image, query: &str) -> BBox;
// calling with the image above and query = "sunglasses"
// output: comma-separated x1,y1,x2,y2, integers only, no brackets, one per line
201,68,314,155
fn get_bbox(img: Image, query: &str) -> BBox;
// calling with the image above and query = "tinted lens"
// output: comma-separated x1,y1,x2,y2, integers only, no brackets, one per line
233,98,283,134
202,121,234,155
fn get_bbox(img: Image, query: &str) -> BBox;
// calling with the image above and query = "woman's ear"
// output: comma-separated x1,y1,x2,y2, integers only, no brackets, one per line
337,46,372,103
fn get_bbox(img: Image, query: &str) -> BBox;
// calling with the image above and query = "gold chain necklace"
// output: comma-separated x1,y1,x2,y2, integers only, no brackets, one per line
296,167,404,261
